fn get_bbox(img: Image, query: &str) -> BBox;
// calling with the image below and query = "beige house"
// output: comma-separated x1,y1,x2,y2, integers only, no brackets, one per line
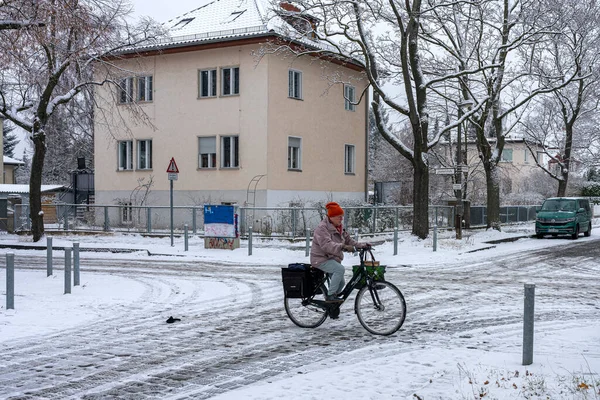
93,0,368,214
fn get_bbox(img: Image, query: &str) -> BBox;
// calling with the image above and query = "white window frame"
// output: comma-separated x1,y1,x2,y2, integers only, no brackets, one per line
119,77,133,104
501,148,513,163
118,140,133,170
137,139,152,170
199,69,217,98
198,136,217,169
220,135,239,168
524,149,530,163
288,136,302,170
137,76,153,102
120,201,133,224
221,66,240,96
344,84,356,111
344,144,356,174
288,69,302,99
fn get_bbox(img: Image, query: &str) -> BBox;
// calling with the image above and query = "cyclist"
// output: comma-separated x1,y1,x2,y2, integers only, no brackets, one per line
310,201,370,302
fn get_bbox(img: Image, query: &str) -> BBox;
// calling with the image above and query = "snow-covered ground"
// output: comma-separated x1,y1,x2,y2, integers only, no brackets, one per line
0,222,599,399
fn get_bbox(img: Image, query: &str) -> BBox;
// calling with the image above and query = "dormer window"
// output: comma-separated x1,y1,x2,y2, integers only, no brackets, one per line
173,18,194,29
223,10,246,23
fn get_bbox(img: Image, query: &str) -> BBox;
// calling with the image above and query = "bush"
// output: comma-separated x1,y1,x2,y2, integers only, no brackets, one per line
581,181,600,197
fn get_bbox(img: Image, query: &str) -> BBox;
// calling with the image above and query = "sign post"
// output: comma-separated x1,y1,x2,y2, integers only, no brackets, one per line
166,157,179,247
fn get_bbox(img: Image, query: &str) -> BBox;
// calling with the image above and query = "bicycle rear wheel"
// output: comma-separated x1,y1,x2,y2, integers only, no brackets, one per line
284,297,328,328
355,281,406,335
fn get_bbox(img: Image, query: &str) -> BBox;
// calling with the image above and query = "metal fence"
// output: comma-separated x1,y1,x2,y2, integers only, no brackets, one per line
13,203,458,237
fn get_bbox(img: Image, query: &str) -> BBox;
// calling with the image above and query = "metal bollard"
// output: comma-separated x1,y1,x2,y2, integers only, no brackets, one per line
73,242,80,286
433,224,438,252
6,252,14,310
184,224,189,251
393,227,398,256
47,236,53,277
523,283,535,365
305,229,311,257
64,248,72,294
248,226,253,256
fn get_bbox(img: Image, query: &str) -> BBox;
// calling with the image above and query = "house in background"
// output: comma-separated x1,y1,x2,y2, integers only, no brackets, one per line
93,0,368,224
3,156,24,184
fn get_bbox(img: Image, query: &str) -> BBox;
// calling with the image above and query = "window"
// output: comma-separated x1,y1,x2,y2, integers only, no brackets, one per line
345,144,355,174
198,136,217,168
173,17,194,29
119,77,133,103
118,140,133,170
137,139,152,170
344,84,356,111
524,149,530,163
120,201,133,224
288,137,302,170
221,136,239,168
288,70,302,99
137,76,153,102
501,148,513,162
199,69,217,98
221,67,240,96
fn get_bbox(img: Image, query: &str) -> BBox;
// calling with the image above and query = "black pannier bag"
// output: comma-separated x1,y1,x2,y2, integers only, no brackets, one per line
281,263,324,298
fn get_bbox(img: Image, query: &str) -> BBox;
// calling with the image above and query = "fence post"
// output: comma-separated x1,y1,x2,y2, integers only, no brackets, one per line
6,252,14,310
523,283,535,365
433,224,438,252
248,226,253,256
192,207,197,234
393,227,398,255
64,248,72,294
292,208,297,238
73,242,80,286
184,224,189,251
47,236,53,276
372,205,377,234
104,206,109,232
305,228,311,257
63,211,68,231
147,207,152,233
395,207,399,229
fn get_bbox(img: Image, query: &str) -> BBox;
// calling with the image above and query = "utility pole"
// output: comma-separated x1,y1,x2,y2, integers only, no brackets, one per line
455,106,463,240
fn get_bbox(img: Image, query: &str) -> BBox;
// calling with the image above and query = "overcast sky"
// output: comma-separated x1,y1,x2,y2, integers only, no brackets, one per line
130,0,201,22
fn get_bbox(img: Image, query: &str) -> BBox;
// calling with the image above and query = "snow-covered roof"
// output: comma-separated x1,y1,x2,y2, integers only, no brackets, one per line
3,156,24,165
0,184,67,194
128,0,350,60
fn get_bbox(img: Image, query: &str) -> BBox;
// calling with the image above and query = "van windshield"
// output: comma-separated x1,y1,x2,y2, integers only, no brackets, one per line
541,199,576,212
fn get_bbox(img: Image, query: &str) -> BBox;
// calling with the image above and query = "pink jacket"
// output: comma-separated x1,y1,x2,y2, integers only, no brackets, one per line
310,217,358,268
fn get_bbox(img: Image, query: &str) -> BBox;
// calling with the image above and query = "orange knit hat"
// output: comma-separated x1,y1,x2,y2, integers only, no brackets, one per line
326,202,344,218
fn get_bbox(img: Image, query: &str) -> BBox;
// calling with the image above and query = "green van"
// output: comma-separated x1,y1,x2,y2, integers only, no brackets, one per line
535,197,593,239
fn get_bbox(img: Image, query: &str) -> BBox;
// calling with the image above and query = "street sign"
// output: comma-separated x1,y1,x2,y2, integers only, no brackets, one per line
166,157,179,173
168,173,178,181
436,168,455,175
452,184,462,190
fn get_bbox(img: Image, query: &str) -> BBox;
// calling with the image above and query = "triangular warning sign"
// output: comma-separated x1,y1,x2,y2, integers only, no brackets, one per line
166,157,179,173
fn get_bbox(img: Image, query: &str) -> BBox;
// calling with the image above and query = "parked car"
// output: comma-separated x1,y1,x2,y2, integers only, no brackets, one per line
535,197,593,239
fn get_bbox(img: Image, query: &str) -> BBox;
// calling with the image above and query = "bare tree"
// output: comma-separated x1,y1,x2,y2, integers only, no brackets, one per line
0,0,162,241
520,0,600,197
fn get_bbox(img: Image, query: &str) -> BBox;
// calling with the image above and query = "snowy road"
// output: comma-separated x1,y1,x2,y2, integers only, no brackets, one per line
1,237,599,399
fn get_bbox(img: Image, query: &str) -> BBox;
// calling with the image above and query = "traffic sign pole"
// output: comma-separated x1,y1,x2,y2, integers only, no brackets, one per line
170,179,174,247
166,157,179,247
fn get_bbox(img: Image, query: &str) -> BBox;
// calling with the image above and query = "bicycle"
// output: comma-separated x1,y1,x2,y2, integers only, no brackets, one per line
282,248,407,336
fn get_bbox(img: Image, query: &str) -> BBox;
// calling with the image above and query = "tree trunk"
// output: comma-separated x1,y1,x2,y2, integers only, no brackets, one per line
485,163,501,231
412,160,429,239
29,130,46,242
556,124,573,197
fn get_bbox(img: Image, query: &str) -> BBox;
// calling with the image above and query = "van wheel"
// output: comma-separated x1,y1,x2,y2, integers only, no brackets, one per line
571,224,580,239
584,222,591,237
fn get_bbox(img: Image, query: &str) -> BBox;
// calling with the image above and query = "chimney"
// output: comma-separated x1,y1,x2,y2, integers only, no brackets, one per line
280,2,300,12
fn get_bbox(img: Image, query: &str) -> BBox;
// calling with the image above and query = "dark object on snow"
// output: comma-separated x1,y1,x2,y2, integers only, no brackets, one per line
166,316,181,323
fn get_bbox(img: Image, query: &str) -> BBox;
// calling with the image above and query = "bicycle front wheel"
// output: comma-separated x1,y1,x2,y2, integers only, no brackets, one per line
355,281,406,335
284,297,328,328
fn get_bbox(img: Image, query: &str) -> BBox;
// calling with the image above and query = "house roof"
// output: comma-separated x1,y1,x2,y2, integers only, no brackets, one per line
0,184,66,194
128,0,360,68
3,156,24,165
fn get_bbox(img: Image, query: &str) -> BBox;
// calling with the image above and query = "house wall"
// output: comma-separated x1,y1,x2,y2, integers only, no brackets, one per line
3,165,17,184
94,42,368,208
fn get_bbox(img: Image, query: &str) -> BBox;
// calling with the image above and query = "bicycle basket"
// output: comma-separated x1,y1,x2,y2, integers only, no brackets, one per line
352,250,386,289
